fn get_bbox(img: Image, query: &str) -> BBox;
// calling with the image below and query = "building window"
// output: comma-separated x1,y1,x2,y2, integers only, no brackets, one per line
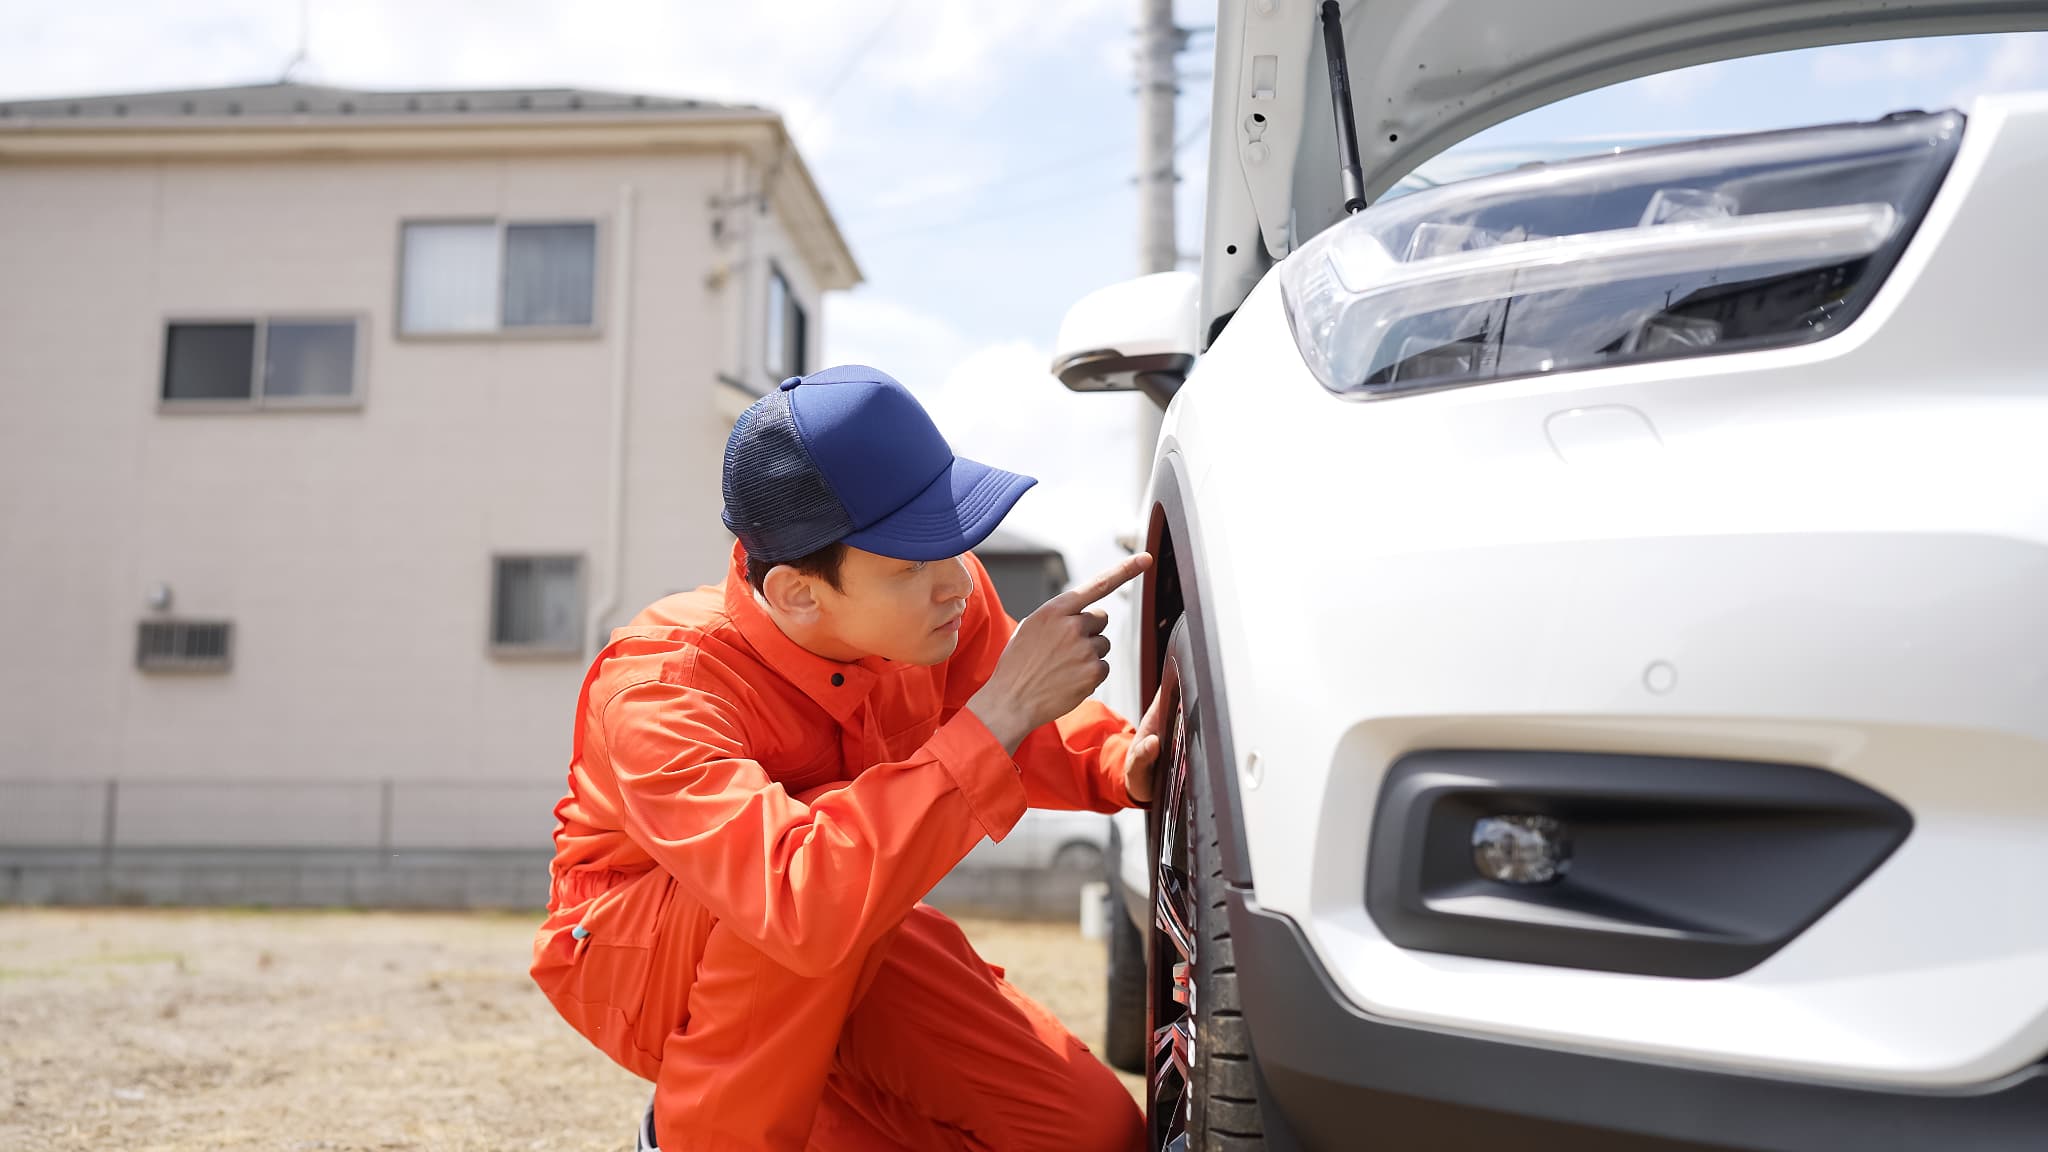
491,555,583,656
764,263,807,381
400,220,597,335
137,620,233,673
161,318,360,406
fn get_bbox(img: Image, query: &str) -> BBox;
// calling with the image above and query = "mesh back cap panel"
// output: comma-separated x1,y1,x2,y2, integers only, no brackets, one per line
720,389,854,563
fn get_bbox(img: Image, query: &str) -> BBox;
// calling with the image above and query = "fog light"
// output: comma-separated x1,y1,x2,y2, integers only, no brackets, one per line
1472,815,1571,885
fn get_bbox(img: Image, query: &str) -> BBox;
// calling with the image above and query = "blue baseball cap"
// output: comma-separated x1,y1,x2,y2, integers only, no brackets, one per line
721,364,1038,564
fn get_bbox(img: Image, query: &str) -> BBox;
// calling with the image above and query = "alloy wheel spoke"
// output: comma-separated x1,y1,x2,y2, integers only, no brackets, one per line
1150,1024,1191,1151
1151,1017,1193,1079
1148,683,1198,1152
1155,865,1195,964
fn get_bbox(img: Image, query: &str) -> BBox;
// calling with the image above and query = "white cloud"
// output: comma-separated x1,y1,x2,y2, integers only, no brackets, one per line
0,0,291,98
853,167,994,216
294,0,870,154
890,0,1119,97
1810,38,1966,88
821,290,975,399
1949,33,2048,106
1098,32,1137,79
1639,64,1716,106
0,0,1123,161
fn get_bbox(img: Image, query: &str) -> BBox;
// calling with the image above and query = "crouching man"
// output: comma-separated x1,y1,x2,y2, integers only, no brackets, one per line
532,365,1161,1151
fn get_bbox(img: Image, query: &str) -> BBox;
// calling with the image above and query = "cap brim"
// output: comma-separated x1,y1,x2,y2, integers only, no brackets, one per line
840,456,1037,562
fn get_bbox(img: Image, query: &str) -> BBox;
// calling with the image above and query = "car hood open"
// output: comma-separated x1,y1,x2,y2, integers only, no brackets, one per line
1200,0,2048,344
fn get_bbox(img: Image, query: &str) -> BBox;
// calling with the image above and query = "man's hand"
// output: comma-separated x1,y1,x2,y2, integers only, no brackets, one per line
1121,682,1169,805
968,553,1153,754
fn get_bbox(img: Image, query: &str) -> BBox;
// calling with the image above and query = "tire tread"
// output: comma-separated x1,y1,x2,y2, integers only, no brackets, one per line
1181,639,1265,1152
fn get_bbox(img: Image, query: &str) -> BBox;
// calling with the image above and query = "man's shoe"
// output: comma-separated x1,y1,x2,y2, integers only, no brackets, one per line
636,1094,659,1152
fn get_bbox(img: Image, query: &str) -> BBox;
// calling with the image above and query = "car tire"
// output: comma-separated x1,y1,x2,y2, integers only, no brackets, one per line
1150,618,1265,1151
1104,831,1148,1073
1052,840,1106,874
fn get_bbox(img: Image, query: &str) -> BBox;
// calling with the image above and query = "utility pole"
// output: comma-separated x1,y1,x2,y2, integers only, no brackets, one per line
1134,0,1186,490
1138,0,1184,279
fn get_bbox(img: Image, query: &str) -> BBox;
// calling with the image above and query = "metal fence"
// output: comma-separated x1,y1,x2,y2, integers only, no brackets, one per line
0,776,564,908
0,777,567,853
0,777,1099,917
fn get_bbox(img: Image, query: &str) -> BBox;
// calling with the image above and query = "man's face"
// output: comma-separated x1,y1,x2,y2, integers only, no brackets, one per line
809,547,976,666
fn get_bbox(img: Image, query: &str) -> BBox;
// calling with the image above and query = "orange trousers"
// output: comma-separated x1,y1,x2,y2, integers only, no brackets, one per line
535,867,1145,1152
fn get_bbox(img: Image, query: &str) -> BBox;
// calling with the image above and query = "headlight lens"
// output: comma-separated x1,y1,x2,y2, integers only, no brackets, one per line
1279,112,1963,397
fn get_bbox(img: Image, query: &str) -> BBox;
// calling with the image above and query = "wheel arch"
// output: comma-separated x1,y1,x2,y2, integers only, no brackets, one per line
1141,450,1254,891
1051,837,1106,867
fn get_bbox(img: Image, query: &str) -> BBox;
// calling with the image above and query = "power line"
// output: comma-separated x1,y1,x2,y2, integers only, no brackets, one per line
837,138,1128,227
992,137,1134,192
796,0,911,133
1172,111,1211,158
840,92,1209,226
855,180,1125,243
849,114,1211,244
756,0,912,224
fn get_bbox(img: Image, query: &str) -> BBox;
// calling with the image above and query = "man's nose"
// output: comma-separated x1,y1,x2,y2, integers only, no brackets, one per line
937,555,973,600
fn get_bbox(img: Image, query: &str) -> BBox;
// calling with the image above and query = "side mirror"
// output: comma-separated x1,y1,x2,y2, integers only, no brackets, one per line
1051,270,1200,408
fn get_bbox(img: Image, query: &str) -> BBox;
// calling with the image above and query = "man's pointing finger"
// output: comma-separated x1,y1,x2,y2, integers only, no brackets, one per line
1050,553,1153,613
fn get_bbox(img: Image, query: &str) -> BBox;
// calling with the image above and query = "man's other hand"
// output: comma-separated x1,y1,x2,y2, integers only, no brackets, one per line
1122,681,1168,806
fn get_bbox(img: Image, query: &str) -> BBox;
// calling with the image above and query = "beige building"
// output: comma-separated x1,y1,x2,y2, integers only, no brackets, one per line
0,82,858,904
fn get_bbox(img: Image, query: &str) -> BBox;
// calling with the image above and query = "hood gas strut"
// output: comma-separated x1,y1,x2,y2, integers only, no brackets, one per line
1320,0,1368,214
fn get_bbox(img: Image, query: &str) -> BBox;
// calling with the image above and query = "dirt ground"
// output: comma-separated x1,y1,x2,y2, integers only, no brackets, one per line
0,907,1144,1151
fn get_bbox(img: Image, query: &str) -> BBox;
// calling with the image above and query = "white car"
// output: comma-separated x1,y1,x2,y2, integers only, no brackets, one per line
1055,2,2048,1149
958,807,1109,874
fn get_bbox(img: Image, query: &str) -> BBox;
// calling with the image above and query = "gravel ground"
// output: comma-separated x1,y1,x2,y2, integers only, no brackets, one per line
0,907,1142,1151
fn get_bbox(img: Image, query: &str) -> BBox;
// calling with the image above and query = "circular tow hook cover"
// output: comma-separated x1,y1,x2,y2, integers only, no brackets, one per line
1472,814,1572,885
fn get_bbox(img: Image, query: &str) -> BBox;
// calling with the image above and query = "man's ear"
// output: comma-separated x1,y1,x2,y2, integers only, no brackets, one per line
761,564,823,622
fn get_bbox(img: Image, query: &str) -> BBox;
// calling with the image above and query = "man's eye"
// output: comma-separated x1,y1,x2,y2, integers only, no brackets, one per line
909,562,927,573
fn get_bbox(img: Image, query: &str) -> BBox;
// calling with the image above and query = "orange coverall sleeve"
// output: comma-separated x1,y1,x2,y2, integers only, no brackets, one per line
599,662,1028,979
949,554,1141,815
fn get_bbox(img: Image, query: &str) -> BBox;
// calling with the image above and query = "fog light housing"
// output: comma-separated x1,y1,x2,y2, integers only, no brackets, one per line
1472,814,1572,885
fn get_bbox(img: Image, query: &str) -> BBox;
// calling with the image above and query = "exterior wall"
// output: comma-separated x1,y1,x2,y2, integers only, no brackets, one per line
0,148,750,858
747,202,823,387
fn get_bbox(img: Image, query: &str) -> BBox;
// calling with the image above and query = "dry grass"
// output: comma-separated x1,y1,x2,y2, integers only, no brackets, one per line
0,907,1141,1152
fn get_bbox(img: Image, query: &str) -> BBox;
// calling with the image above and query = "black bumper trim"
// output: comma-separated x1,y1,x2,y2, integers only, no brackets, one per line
1230,891,2048,1151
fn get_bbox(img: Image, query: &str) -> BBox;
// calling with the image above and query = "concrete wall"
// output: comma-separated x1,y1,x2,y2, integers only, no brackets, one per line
0,847,553,910
0,848,1099,921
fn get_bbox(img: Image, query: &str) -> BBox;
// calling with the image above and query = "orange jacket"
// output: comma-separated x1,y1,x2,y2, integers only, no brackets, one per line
540,544,1138,979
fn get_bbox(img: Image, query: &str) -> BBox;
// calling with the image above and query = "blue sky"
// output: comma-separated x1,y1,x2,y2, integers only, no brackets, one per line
5,3,2047,585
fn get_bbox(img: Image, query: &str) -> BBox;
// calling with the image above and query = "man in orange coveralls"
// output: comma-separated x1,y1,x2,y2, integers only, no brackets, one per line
532,364,1162,1151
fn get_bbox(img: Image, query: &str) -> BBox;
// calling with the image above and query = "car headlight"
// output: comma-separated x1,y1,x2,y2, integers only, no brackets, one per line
1279,112,1963,397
